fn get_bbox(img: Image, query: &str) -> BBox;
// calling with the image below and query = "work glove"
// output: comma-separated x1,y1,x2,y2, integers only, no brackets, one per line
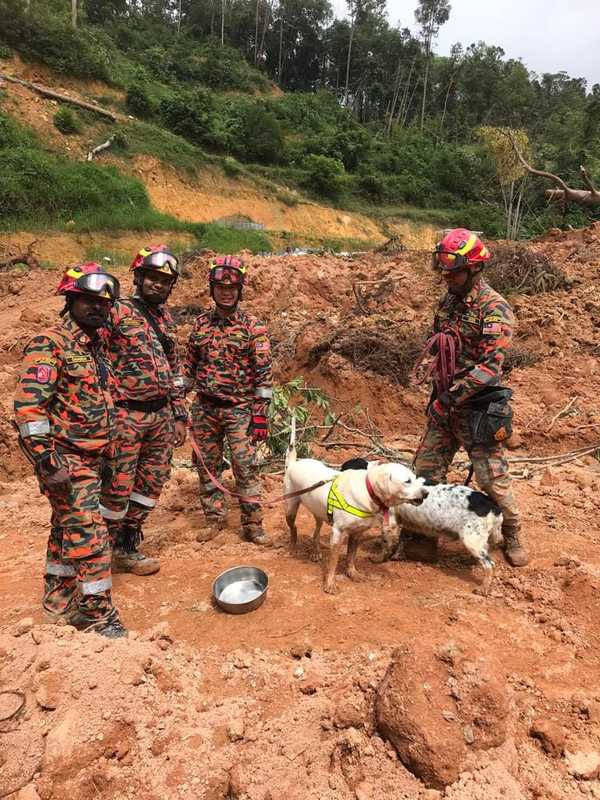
100,459,116,488
249,412,269,442
41,466,73,497
427,391,452,426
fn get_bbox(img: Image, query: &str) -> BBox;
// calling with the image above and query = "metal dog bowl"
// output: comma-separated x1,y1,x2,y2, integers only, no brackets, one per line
212,566,268,614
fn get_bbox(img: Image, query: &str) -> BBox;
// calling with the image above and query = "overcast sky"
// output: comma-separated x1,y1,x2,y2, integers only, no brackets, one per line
332,0,600,89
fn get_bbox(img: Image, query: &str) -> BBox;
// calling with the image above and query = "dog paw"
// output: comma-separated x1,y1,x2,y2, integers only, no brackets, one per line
323,581,338,595
369,551,389,564
472,586,490,597
347,569,367,582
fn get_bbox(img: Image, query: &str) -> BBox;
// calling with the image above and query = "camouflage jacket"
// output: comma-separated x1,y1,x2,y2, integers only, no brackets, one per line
14,314,115,468
105,297,187,421
435,278,515,405
183,308,272,406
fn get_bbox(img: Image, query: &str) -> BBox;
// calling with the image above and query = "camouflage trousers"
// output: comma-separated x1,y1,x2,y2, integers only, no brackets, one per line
413,408,520,532
43,451,115,621
191,399,263,537
101,405,175,544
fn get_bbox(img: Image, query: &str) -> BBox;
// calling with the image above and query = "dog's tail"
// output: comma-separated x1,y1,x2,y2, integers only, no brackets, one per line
285,414,297,469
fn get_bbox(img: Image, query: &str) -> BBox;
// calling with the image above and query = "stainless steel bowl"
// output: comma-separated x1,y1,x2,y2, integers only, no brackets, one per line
212,565,269,614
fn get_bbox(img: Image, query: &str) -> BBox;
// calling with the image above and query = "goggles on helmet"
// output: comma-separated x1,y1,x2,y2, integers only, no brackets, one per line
431,249,471,272
210,266,244,285
74,272,120,300
141,251,179,277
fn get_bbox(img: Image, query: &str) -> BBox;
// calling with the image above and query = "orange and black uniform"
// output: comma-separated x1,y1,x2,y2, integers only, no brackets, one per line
14,314,117,620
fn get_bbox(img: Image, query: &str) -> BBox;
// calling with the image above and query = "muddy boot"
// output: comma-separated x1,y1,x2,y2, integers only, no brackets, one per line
112,524,160,576
196,517,227,543
69,608,128,639
502,527,529,567
244,528,273,547
402,532,439,563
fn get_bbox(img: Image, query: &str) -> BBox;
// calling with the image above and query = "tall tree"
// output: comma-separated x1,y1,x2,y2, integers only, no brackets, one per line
415,0,450,131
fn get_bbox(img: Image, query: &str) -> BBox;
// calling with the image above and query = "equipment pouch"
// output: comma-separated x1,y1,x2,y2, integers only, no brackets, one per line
471,390,513,446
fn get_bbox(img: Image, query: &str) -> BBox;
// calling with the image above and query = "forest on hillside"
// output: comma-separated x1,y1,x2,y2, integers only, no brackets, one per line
1,0,599,238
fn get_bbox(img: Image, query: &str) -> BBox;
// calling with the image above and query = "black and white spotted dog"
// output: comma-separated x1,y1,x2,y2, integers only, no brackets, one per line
341,458,503,594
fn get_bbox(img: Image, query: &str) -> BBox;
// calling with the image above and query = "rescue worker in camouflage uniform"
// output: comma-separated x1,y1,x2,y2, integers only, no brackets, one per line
102,245,188,575
14,263,127,638
398,228,528,567
184,256,272,546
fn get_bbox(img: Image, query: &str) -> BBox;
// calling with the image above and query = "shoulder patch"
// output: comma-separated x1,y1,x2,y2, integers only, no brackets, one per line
34,357,57,366
35,365,52,384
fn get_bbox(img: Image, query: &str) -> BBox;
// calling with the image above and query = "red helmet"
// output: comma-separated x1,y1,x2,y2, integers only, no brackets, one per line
131,245,179,279
432,228,491,272
56,263,120,300
209,255,246,286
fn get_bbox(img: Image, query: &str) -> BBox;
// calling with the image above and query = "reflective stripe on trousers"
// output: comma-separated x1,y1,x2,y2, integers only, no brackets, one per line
81,576,112,595
129,491,156,508
45,561,77,577
100,503,128,520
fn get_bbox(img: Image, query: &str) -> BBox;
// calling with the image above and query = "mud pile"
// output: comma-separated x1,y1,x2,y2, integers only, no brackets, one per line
1,224,600,799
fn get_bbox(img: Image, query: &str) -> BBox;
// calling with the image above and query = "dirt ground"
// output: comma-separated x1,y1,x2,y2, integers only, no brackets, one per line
1,226,600,799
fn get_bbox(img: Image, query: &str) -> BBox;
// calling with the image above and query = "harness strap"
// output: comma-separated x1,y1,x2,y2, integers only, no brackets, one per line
327,477,373,522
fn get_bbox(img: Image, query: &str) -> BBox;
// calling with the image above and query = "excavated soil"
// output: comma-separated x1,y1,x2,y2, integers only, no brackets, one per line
1,224,600,799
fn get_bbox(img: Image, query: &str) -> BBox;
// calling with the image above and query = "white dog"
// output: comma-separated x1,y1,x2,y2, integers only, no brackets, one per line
283,419,428,594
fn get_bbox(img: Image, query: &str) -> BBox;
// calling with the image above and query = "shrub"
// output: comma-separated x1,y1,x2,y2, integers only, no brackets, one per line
222,157,243,177
53,107,81,135
159,89,215,147
126,84,156,119
303,154,345,197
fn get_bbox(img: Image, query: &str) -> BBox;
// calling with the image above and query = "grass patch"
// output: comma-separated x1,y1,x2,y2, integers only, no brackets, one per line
83,246,133,268
122,121,204,176
197,223,272,254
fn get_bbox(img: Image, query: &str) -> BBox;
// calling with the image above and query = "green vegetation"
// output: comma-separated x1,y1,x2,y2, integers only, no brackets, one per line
196,224,271,255
268,378,333,459
53,107,82,135
0,0,599,240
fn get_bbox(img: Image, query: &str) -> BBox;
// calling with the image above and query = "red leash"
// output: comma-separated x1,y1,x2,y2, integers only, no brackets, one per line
412,326,462,395
188,427,334,507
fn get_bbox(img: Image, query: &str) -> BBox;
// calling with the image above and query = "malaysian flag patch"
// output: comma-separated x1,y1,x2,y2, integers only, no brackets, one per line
483,322,503,335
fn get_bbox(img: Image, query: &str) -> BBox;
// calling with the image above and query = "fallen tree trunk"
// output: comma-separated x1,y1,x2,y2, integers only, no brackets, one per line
0,73,117,121
505,130,600,208
0,241,41,272
87,135,116,161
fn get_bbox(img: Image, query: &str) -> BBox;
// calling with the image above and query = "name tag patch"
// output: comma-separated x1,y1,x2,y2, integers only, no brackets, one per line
65,354,92,365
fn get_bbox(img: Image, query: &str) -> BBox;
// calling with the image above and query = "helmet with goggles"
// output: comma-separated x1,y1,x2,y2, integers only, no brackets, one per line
209,255,246,286
56,263,120,301
432,228,491,273
131,245,179,280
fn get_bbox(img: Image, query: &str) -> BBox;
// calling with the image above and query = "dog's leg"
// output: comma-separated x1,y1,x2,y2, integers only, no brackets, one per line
285,499,300,555
346,531,366,581
370,515,398,563
462,523,494,596
311,518,323,562
323,524,344,595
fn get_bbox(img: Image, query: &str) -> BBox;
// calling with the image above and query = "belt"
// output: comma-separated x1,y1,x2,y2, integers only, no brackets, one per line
198,393,239,408
115,397,169,413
